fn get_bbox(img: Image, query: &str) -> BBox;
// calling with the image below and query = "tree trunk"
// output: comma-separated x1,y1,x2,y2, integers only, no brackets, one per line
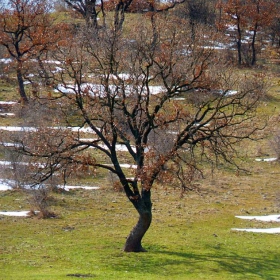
251,24,258,66
237,21,242,66
123,189,152,252
85,0,98,29
114,0,133,32
16,66,28,103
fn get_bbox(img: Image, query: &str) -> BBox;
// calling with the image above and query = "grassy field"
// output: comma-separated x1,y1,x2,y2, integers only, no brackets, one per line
1,159,280,279
1,64,280,279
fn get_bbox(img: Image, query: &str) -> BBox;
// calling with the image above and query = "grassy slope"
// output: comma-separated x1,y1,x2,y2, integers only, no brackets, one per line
1,50,280,280
1,161,280,280
1,89,280,279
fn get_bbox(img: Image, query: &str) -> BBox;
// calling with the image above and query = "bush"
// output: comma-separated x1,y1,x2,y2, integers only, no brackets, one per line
28,187,57,219
271,131,280,161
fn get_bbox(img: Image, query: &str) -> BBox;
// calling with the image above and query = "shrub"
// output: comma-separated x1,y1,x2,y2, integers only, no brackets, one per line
271,131,280,161
28,187,57,219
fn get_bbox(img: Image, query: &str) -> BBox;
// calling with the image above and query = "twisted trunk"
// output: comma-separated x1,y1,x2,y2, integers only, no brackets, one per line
123,189,152,252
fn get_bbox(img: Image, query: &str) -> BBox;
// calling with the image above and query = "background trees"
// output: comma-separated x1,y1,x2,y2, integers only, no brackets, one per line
217,0,278,66
176,0,216,26
63,0,105,29
62,0,188,32
0,0,64,103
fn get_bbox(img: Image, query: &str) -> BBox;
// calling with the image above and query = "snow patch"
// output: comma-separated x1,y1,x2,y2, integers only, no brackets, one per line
0,180,12,191
236,214,280,222
104,163,137,169
0,101,17,105
255,157,277,162
232,228,280,234
0,113,15,117
232,214,280,234
0,125,96,134
172,97,185,101
0,211,39,217
54,83,163,97
62,185,100,191
0,126,37,132
0,58,12,64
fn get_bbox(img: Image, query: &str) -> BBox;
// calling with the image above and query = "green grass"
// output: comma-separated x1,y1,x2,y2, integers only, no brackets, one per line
1,163,280,280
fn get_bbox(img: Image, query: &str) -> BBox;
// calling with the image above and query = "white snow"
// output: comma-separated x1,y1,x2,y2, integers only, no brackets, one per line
0,160,12,166
98,144,136,153
0,58,12,64
255,157,277,162
226,24,237,31
0,180,12,191
109,73,131,80
0,125,96,134
0,142,22,147
119,163,137,169
63,185,100,191
51,66,64,73
225,90,238,96
54,83,163,97
68,126,97,134
204,43,230,50
43,60,62,65
0,178,100,192
0,211,39,217
0,101,17,105
236,214,280,222
232,228,280,234
104,163,137,169
0,113,15,117
0,126,37,132
232,214,280,234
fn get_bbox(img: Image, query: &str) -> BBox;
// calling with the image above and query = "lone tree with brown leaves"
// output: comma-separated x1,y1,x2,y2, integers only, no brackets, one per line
12,13,265,252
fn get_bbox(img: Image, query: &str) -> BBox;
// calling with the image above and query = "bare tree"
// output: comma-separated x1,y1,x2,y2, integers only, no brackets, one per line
12,14,265,251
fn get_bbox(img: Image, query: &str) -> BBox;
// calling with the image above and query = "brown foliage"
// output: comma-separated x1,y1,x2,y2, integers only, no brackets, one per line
0,0,71,101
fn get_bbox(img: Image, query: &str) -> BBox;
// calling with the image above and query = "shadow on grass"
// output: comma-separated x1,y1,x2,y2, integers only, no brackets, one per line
110,247,279,279
153,250,279,279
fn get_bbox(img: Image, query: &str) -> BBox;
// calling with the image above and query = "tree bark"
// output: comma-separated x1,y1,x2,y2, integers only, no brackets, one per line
85,0,98,29
236,19,242,66
123,189,152,252
114,0,133,32
251,23,258,66
16,67,28,103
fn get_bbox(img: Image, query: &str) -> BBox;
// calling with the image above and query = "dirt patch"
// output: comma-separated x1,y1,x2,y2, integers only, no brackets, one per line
66,273,96,278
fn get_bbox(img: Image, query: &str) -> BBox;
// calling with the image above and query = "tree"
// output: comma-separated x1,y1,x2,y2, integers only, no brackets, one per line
63,0,106,29
63,0,187,32
0,0,62,103
217,0,277,66
12,13,265,252
175,0,217,41
246,0,277,65
176,0,217,25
